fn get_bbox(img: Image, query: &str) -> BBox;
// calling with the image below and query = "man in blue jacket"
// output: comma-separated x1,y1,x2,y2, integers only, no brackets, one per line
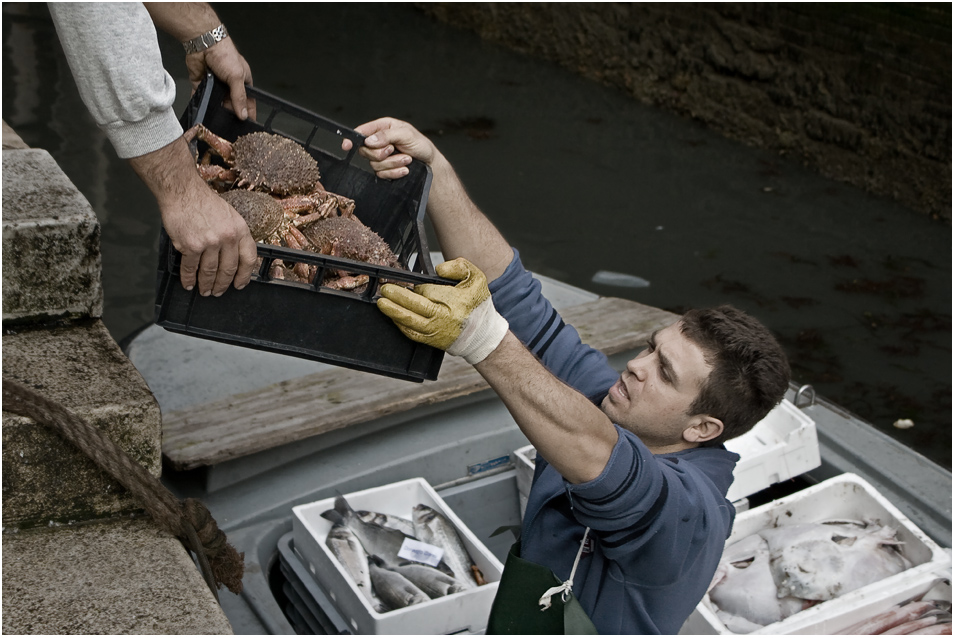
344,118,790,634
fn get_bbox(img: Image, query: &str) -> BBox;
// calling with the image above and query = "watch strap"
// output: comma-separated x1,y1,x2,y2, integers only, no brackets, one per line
182,24,229,55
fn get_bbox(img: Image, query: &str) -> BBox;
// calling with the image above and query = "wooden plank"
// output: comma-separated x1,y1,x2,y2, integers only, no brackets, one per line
162,297,677,469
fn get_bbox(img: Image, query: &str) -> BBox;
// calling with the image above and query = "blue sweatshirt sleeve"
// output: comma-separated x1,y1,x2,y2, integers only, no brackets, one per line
488,250,618,403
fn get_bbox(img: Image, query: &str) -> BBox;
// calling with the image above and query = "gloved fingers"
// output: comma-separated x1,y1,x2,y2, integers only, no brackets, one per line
436,257,480,283
412,282,458,304
379,283,439,317
376,297,434,334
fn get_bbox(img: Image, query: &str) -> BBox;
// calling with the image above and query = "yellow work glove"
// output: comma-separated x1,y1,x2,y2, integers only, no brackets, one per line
377,258,509,365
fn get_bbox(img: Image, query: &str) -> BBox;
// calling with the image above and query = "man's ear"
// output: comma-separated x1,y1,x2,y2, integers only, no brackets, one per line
683,415,724,444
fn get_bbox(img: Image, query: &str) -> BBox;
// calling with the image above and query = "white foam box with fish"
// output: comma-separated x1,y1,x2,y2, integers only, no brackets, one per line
679,473,951,635
513,444,536,519
723,399,819,502
781,566,951,635
292,477,504,635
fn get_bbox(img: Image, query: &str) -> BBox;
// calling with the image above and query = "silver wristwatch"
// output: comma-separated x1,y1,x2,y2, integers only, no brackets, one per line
182,24,229,54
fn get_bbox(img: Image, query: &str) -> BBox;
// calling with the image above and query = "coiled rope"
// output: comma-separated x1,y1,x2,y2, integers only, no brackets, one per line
2,378,244,600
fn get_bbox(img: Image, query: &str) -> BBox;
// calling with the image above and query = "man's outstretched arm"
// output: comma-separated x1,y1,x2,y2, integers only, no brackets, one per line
49,2,257,295
378,258,618,484
344,118,514,282
476,331,619,483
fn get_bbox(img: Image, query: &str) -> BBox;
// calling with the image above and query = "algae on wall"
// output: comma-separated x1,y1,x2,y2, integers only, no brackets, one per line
419,3,952,219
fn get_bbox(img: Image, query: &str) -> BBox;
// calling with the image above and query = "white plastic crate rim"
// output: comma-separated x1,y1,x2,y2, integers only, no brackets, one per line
292,477,503,635
513,444,536,519
779,567,951,635
679,473,950,635
724,399,819,502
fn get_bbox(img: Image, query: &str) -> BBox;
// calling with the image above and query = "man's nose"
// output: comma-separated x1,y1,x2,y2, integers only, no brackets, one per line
627,357,648,382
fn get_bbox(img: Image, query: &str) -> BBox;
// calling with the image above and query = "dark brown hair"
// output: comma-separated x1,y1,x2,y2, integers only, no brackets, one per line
679,305,790,445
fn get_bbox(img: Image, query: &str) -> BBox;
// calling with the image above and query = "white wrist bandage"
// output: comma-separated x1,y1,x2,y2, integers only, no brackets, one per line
446,297,509,365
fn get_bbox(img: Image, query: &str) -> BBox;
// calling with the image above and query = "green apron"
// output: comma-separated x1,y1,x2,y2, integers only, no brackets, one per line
486,528,598,635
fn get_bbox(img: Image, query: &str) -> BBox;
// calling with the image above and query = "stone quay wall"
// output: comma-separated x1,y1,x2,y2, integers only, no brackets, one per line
419,3,951,219
2,121,233,634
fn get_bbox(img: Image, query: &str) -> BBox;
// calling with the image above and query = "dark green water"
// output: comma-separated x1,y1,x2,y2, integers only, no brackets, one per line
3,4,950,469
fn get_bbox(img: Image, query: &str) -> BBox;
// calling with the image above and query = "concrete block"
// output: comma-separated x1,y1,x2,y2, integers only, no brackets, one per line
2,319,161,529
2,148,103,323
2,120,29,150
2,517,234,635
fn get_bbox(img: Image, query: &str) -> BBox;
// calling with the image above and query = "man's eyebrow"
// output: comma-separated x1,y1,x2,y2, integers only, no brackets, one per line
653,331,679,385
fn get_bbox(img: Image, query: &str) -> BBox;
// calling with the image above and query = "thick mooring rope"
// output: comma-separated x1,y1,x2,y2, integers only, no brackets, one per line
2,378,244,598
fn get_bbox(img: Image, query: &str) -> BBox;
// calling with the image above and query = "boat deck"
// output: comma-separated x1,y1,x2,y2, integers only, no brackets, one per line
127,273,951,635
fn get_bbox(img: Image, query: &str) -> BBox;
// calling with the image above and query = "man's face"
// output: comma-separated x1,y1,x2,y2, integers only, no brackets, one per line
600,321,714,450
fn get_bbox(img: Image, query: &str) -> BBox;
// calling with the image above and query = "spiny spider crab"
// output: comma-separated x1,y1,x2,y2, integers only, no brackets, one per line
300,216,406,292
219,190,404,291
185,123,406,292
184,124,355,219
219,190,314,281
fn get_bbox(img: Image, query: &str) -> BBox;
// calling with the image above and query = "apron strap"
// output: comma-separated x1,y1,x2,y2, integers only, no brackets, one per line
538,527,590,611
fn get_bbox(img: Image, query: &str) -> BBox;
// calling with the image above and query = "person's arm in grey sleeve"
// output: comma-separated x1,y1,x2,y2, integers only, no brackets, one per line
49,2,181,158
48,2,257,297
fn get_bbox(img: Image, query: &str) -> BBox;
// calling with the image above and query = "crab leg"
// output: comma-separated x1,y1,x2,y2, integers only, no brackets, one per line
197,164,237,184
324,274,370,290
284,191,356,224
184,123,234,162
284,230,317,281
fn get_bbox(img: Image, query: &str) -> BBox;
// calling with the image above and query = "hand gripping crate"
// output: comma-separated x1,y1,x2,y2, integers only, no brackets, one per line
155,74,449,381
292,478,504,634
680,473,950,635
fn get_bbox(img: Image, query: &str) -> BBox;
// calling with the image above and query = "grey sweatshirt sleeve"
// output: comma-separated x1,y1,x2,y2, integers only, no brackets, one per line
49,2,183,159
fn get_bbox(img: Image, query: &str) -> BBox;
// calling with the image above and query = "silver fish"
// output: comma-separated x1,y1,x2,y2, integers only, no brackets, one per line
412,504,479,588
357,510,417,537
325,523,382,609
321,496,411,568
391,562,470,598
368,555,431,609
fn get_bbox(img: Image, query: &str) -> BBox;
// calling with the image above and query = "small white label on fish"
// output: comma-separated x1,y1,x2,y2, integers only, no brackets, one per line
398,538,444,567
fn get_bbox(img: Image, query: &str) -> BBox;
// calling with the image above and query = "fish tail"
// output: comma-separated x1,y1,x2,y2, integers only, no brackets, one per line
321,508,345,525
335,495,356,517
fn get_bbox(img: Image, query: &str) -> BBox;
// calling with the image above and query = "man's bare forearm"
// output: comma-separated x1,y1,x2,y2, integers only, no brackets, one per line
127,136,206,206
475,332,618,484
143,2,222,41
426,154,514,282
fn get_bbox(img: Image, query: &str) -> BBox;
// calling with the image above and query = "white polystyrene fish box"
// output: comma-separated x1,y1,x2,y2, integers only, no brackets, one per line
724,399,820,502
679,473,950,635
777,566,951,635
292,477,503,635
513,444,536,519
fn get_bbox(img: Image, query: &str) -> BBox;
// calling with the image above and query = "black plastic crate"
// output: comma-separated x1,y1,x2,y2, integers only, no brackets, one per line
154,75,447,381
